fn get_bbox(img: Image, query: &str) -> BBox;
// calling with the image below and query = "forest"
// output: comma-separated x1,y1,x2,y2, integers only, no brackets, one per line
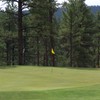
0,0,100,68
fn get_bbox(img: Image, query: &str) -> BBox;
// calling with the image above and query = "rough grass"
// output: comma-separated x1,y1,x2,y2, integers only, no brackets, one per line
0,66,100,100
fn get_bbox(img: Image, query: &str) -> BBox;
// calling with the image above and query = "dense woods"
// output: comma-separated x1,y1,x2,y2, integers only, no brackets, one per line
0,0,100,68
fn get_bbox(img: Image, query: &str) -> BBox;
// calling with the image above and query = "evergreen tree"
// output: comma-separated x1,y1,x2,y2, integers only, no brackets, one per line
2,0,30,65
0,2,18,65
94,12,100,68
60,0,95,67
29,0,57,66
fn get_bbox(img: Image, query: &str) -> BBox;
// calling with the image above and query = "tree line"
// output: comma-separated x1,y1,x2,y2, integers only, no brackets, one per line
0,0,100,68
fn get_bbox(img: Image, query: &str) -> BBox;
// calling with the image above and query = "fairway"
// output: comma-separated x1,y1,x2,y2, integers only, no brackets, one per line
0,66,100,100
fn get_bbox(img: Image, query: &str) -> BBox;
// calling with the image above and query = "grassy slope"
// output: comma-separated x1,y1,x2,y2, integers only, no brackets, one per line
0,66,100,100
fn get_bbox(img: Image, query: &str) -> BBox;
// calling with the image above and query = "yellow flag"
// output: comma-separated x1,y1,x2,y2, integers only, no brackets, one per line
51,48,55,54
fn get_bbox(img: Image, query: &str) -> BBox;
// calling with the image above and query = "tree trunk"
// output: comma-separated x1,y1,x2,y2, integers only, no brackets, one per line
97,38,100,68
49,0,55,66
12,40,15,65
36,36,40,66
6,40,10,65
18,0,23,65
45,39,48,66
69,14,73,67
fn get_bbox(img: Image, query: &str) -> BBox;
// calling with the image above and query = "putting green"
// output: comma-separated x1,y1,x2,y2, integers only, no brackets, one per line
0,66,100,91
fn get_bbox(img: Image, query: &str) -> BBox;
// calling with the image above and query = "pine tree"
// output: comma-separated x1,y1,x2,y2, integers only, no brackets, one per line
2,0,30,65
0,1,18,65
94,12,100,68
29,0,57,66
75,0,95,67
60,0,95,67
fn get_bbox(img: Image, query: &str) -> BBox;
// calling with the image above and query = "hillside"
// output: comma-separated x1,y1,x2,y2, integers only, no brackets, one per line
55,6,100,19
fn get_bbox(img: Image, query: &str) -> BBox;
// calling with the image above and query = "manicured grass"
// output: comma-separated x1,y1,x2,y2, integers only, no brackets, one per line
0,85,100,100
0,66,100,100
